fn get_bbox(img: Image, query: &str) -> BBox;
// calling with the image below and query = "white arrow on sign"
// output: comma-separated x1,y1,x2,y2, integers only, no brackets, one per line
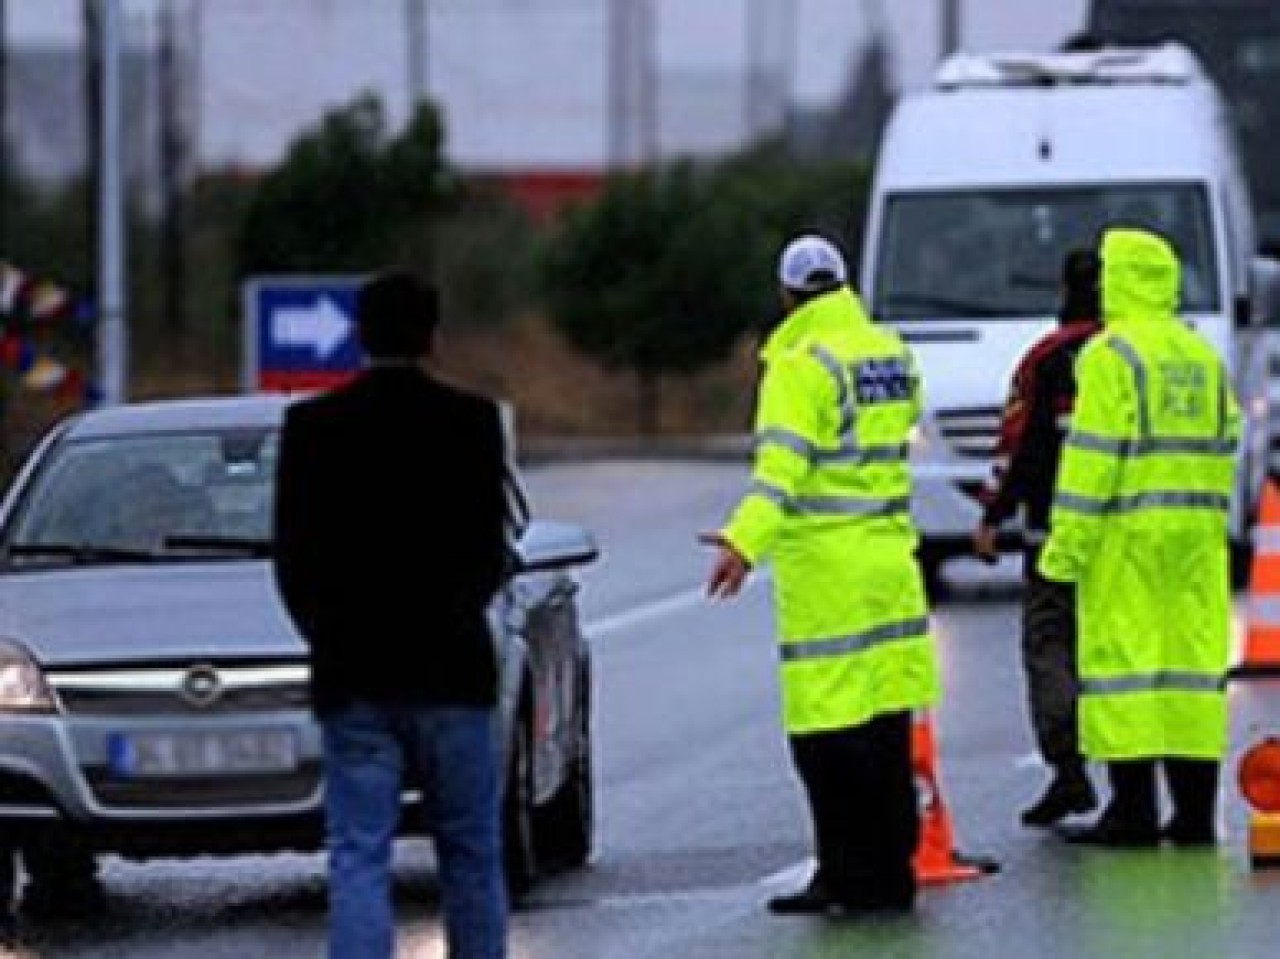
271,295,351,358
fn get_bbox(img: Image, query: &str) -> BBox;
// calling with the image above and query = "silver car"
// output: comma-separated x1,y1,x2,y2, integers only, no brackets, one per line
0,394,597,912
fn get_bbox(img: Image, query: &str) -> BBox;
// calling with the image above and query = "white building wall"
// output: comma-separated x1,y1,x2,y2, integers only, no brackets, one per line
6,0,1091,177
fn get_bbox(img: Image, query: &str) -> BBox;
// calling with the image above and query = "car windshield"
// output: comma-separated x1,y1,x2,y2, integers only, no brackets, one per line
871,183,1220,320
3,428,277,565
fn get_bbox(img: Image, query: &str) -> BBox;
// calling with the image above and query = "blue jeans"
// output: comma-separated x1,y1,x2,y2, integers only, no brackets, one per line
321,702,507,959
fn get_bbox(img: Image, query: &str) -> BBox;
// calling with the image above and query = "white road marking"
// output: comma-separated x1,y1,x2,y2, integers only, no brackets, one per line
529,857,816,912
585,586,709,638
1014,752,1047,770
757,857,815,891
585,572,770,638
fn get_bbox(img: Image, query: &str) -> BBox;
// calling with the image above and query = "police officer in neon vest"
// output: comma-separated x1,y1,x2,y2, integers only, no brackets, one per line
1039,227,1240,846
703,234,940,913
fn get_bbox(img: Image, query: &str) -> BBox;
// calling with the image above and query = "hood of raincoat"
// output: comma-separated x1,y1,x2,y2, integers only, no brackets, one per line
1100,227,1181,325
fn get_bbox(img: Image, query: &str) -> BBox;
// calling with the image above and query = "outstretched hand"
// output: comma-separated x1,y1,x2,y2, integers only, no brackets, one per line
700,531,750,599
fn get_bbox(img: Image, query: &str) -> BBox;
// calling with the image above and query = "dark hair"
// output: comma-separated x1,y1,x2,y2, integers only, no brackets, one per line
1060,248,1100,321
788,272,843,305
355,269,439,359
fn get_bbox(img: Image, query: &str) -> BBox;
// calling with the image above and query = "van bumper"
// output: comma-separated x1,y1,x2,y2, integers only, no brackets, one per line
907,441,1024,578
908,415,990,546
910,459,986,541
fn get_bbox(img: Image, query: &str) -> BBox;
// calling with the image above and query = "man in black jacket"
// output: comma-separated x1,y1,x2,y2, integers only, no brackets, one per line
272,269,510,959
973,249,1102,828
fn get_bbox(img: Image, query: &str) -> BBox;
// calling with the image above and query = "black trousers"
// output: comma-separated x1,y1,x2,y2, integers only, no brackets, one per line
1104,758,1219,834
788,709,918,906
1021,548,1084,769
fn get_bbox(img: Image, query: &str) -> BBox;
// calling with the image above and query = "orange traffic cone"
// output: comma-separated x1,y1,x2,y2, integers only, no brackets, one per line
912,712,998,884
1232,479,1280,678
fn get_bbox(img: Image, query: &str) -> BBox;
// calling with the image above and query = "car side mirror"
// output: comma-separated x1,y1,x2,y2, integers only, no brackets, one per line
512,520,599,574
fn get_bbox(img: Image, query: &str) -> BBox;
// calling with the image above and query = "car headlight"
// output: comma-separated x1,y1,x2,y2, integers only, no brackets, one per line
0,638,57,713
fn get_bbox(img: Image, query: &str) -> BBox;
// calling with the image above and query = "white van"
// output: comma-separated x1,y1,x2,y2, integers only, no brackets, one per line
859,41,1277,591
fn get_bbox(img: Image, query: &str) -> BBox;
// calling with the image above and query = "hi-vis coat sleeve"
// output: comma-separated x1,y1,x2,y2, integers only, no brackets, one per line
1037,337,1132,583
721,348,832,565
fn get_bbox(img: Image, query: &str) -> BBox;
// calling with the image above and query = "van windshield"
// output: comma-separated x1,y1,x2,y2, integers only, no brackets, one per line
871,184,1219,320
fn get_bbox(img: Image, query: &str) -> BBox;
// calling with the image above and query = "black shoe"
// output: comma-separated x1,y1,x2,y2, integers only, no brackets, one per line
828,892,916,918
1060,818,1160,848
1021,771,1098,827
767,883,832,915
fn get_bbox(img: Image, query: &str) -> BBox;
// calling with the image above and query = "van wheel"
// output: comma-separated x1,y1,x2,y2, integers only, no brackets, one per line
502,707,537,903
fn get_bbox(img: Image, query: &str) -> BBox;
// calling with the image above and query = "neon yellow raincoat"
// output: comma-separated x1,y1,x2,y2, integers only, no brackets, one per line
1038,228,1240,760
721,287,939,735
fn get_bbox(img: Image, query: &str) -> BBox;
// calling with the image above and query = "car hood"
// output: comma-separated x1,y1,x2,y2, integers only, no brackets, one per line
0,562,305,668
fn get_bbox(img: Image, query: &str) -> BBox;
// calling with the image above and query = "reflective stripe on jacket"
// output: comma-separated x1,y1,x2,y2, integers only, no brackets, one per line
1038,229,1240,760
722,287,939,734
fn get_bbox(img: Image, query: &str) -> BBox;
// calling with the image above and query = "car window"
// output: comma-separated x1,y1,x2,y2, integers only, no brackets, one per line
5,428,278,559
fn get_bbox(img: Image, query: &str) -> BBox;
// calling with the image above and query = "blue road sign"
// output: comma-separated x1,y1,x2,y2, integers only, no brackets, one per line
243,275,364,391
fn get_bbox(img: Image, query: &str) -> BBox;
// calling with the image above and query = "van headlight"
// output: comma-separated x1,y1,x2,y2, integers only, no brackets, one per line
0,639,56,713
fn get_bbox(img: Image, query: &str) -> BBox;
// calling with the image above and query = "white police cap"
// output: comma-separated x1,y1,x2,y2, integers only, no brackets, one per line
778,234,847,293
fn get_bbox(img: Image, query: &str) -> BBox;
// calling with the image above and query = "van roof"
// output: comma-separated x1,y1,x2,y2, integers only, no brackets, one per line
876,44,1235,190
935,42,1203,90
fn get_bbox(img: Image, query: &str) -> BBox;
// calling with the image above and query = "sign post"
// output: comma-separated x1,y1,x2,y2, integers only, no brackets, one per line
243,275,364,393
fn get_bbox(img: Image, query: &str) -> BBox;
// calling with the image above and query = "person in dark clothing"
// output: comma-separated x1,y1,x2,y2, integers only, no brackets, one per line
272,269,510,959
973,249,1103,828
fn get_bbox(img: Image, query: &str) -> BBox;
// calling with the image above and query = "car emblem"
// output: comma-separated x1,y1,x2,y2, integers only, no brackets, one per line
180,665,223,708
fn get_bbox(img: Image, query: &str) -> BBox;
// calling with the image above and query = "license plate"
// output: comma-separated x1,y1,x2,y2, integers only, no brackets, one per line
108,728,299,777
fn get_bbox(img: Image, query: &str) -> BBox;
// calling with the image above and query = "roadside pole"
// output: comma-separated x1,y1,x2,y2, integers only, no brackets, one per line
940,0,961,59
97,0,126,405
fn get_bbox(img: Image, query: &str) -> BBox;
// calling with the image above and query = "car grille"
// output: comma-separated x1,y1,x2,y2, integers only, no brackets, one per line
84,765,321,809
933,405,1003,459
49,663,310,716
45,663,316,811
